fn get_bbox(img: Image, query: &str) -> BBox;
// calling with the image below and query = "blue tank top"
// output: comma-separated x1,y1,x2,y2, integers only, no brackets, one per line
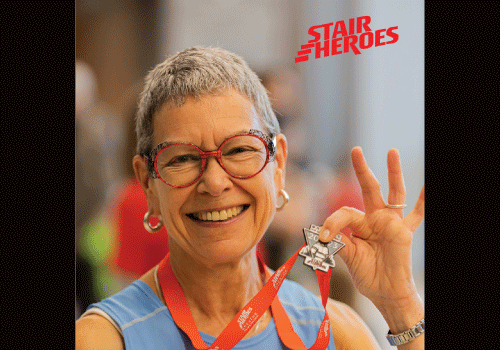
88,278,335,349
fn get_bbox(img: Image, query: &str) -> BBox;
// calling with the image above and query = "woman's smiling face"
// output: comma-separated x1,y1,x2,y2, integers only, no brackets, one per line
136,89,287,265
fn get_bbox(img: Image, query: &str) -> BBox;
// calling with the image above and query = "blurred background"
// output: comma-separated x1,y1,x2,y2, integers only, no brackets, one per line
75,1,424,348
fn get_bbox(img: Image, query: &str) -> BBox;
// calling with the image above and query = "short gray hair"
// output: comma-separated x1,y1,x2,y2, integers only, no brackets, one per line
136,46,280,156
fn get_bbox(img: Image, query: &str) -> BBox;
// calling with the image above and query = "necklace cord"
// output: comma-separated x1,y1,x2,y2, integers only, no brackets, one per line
157,243,332,350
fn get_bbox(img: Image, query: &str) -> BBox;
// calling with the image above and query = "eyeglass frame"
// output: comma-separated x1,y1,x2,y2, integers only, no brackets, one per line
142,129,277,188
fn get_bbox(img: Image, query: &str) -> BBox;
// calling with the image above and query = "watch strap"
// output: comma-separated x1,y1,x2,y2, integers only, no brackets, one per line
386,318,425,346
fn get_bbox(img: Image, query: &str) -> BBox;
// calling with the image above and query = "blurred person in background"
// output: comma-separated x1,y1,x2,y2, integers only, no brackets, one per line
76,61,107,318
260,69,320,283
262,69,357,307
76,47,425,349
76,61,126,317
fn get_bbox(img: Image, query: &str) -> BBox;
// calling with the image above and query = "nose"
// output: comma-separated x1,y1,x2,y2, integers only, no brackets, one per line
196,156,233,196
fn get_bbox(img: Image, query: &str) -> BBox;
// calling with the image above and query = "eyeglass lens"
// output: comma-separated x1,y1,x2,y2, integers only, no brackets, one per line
155,135,268,186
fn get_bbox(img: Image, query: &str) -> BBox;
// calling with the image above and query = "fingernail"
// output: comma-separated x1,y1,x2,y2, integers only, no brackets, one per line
319,229,330,241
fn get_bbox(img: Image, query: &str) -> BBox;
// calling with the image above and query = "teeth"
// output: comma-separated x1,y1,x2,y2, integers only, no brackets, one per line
220,210,227,220
192,206,244,222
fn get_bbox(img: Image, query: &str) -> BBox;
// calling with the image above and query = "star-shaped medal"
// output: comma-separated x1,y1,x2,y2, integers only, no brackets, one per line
299,224,345,272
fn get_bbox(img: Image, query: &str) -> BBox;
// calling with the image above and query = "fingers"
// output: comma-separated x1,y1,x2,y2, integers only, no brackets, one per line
334,234,366,274
319,206,366,242
403,185,425,232
318,209,365,273
387,149,406,218
351,147,386,213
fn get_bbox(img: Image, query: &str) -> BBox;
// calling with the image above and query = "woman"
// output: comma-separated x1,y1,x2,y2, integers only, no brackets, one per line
76,46,424,349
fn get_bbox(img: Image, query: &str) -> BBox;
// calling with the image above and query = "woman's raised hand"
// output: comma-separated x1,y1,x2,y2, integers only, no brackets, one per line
319,146,424,309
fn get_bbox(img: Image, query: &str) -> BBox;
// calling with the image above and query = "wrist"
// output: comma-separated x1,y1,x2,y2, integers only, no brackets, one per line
375,292,424,334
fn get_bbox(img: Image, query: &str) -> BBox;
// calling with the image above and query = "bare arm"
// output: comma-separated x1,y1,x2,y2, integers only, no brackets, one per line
327,299,381,350
76,314,125,350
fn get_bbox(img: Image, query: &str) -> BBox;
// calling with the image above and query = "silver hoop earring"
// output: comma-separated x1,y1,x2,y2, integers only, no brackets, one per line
143,210,164,233
276,189,289,211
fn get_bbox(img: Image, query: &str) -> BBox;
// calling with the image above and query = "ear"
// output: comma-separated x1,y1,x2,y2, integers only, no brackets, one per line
273,133,288,192
133,155,162,216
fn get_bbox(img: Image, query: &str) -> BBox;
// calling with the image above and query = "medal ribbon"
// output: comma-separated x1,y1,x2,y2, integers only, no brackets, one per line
157,242,332,350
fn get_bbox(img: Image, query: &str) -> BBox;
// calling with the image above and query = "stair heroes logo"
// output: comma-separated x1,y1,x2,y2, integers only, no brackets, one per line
295,16,399,62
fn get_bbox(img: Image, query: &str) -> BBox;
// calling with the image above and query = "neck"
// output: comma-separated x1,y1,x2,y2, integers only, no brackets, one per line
167,240,269,337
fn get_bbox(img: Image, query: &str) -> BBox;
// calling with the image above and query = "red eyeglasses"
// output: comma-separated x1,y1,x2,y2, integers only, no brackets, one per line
144,129,276,188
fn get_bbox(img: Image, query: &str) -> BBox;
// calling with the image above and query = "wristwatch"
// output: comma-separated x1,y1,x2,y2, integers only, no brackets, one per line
386,318,425,346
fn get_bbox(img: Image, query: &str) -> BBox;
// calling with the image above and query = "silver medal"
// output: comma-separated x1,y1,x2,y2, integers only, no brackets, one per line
299,224,345,272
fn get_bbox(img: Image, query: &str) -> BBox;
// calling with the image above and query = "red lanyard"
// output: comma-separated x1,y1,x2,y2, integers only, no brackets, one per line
157,243,332,350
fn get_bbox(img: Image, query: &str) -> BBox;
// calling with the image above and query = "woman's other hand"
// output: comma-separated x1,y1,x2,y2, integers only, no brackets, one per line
319,147,424,311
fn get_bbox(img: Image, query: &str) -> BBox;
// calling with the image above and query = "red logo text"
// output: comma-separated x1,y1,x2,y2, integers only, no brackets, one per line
295,16,399,62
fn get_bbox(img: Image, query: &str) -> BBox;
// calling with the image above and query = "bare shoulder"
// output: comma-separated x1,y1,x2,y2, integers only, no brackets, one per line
76,314,125,350
326,298,381,350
